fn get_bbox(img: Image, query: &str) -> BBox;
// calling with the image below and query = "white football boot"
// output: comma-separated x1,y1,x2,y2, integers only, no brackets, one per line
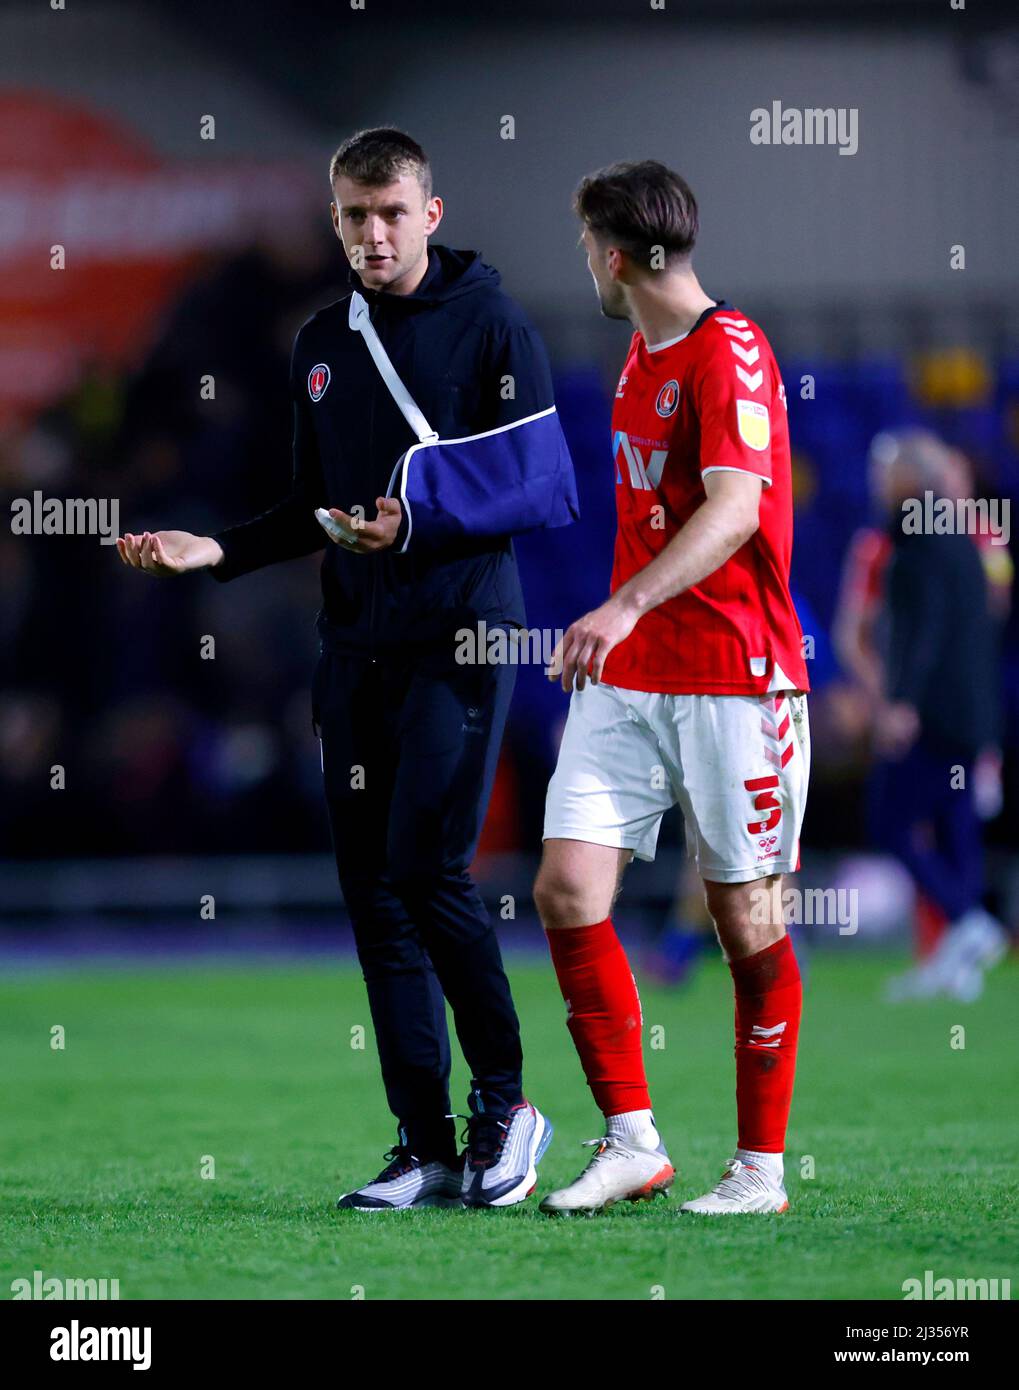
539,1135,675,1215
680,1155,788,1215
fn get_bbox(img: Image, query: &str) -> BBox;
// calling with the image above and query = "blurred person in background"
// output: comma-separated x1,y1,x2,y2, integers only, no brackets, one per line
832,441,1005,955
862,429,1009,1001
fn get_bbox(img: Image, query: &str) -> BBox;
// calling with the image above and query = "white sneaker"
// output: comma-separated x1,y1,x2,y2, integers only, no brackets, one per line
461,1099,554,1208
886,908,1009,1003
680,1156,788,1215
945,964,984,1004
337,1147,463,1210
884,959,946,1002
539,1135,675,1215
943,909,1009,972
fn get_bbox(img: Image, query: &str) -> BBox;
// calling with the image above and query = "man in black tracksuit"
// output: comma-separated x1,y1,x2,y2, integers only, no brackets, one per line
117,129,561,1208
867,428,1008,1002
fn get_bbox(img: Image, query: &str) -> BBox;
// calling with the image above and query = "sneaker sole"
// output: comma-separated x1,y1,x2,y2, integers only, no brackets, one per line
679,1197,789,1215
336,1193,463,1211
539,1161,676,1216
463,1110,554,1209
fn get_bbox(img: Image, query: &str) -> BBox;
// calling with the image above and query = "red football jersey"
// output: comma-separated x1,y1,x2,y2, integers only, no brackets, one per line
600,304,810,695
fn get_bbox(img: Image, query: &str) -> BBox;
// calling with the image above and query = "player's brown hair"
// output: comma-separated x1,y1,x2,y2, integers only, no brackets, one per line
574,160,698,268
329,128,432,199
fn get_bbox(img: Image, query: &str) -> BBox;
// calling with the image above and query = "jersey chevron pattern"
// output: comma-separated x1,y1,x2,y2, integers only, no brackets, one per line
601,304,810,696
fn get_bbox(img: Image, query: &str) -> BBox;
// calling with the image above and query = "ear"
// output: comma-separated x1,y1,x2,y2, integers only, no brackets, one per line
425,195,443,235
329,201,342,239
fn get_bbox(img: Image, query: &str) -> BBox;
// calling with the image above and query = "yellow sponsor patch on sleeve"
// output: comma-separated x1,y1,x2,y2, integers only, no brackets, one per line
736,398,770,452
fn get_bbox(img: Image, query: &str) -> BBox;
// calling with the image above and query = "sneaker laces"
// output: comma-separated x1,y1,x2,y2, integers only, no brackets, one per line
579,1135,633,1168
459,1112,511,1168
710,1157,772,1201
375,1145,421,1182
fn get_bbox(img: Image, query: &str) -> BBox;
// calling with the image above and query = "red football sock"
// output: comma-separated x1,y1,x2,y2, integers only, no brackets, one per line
545,917,651,1117
729,934,802,1153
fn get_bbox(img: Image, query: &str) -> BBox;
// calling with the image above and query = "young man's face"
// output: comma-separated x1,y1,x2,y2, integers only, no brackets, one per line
330,173,442,294
582,226,629,321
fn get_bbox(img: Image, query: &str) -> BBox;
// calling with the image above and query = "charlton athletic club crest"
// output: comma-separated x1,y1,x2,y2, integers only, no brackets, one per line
308,363,330,401
655,379,679,418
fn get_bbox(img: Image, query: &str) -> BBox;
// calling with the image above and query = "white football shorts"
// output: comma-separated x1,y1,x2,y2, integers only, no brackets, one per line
543,681,809,883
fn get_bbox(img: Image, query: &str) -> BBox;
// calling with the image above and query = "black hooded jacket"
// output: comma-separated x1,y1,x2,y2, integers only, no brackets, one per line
211,246,555,653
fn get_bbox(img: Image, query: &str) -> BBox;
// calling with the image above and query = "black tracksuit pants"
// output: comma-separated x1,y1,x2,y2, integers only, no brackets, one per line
312,637,523,1162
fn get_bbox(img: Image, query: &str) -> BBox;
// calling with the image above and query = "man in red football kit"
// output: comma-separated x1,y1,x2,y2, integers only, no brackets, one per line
535,161,810,1215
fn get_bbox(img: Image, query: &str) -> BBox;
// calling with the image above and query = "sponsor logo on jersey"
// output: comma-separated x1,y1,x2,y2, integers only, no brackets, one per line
308,363,330,401
613,430,668,490
655,379,679,418
736,398,769,451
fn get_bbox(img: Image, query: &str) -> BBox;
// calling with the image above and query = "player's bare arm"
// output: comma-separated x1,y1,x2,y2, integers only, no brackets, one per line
549,469,762,691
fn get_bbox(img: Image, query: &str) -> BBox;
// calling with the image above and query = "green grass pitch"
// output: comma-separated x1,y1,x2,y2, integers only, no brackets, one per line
1,951,1016,1300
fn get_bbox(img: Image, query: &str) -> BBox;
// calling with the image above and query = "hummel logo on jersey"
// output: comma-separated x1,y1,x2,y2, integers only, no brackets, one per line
717,318,765,392
308,363,331,401
614,430,668,490
729,342,760,367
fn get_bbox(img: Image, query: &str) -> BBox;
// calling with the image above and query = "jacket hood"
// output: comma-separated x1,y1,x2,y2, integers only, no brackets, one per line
348,245,500,310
